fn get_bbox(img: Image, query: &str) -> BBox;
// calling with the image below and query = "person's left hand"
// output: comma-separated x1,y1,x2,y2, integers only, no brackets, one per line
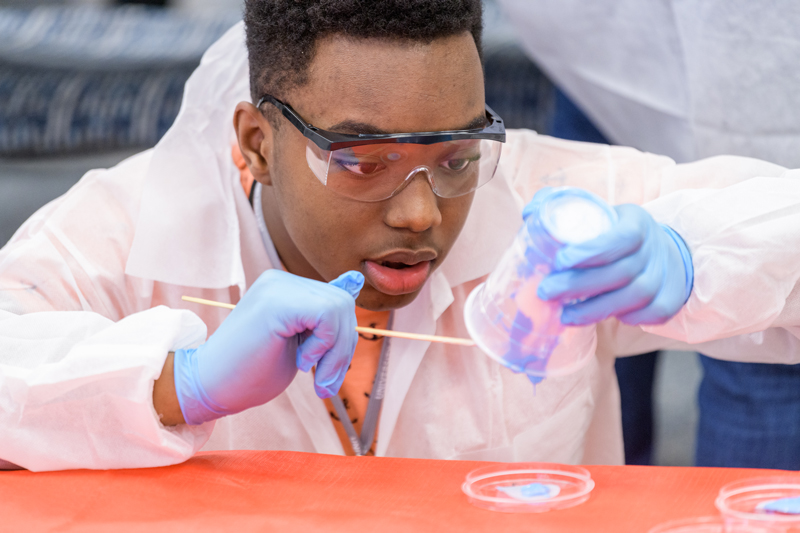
532,199,694,326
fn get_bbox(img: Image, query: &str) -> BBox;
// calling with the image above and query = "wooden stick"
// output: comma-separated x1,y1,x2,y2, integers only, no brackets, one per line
182,296,236,310
353,326,476,347
181,295,476,347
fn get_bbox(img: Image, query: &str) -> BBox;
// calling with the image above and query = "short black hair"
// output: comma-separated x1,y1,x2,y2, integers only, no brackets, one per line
244,0,483,107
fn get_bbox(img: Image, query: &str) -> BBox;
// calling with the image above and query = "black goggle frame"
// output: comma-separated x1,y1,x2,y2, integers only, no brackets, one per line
256,94,506,151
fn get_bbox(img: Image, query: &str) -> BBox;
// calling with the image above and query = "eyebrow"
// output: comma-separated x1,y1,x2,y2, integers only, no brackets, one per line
328,113,488,135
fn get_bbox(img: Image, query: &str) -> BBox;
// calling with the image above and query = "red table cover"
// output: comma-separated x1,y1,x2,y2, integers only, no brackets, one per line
1,450,797,532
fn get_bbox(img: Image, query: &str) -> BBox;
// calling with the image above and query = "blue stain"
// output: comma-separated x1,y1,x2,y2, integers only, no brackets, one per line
502,310,557,386
496,482,560,502
495,238,562,387
507,311,533,366
759,496,800,515
528,374,544,386
520,483,551,498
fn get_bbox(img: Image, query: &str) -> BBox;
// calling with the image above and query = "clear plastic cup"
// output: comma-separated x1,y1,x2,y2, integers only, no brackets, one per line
464,187,617,382
716,477,800,533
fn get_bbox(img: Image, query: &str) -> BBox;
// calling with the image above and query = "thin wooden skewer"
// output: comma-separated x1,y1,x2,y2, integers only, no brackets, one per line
181,295,476,347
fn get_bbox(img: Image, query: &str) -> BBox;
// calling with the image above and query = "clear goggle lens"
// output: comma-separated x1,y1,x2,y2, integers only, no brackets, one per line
306,139,503,202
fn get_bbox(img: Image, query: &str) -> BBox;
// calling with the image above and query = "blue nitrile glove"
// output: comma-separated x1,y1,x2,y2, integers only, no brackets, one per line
173,269,364,425
532,199,693,326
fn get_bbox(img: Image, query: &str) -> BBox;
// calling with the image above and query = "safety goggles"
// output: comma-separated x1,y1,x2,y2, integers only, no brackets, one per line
257,94,506,202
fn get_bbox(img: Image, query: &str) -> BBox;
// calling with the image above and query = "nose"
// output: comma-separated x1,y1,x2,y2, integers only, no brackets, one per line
384,169,442,233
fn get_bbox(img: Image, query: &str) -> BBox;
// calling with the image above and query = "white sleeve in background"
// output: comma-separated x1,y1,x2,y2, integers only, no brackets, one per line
496,0,800,168
0,306,212,472
503,130,800,359
643,168,800,344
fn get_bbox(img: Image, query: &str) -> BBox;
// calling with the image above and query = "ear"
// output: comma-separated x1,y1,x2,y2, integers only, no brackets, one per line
233,101,276,186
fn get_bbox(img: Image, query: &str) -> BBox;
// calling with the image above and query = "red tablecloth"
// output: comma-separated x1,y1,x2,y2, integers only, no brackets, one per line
1,451,797,532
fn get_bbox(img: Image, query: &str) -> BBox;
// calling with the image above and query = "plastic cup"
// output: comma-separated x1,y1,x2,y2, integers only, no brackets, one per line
464,187,617,382
716,477,800,533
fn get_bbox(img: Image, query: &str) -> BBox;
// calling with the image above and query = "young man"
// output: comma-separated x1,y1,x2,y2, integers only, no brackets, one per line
2,0,799,471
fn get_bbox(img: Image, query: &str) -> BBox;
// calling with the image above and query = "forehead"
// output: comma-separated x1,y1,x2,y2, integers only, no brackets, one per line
290,32,485,134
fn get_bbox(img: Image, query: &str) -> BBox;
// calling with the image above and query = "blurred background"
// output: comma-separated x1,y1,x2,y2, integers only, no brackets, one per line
0,0,702,466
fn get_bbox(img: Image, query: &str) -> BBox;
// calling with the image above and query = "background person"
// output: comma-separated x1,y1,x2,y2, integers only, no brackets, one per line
498,0,800,469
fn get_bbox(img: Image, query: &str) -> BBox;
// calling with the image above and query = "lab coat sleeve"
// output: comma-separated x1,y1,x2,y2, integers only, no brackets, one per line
0,152,215,471
0,307,211,472
640,166,800,344
503,129,800,360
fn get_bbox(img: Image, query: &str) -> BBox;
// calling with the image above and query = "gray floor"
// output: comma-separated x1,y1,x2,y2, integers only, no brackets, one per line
653,351,702,466
0,151,704,466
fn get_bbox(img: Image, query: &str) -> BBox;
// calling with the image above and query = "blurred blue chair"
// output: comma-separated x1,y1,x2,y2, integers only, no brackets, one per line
0,6,240,157
0,3,556,155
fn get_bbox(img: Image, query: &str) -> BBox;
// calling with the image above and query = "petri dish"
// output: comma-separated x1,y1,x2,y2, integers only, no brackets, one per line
648,517,726,533
647,516,774,533
462,462,594,513
716,477,800,532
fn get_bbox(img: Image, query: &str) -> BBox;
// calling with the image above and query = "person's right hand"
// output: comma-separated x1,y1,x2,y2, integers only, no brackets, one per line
173,269,363,425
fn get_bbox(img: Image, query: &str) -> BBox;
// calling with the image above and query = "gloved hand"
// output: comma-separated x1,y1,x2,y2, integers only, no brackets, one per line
528,191,693,326
173,269,363,425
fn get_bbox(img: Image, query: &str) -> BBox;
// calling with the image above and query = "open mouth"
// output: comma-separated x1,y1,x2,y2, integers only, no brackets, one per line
377,261,416,269
363,252,436,296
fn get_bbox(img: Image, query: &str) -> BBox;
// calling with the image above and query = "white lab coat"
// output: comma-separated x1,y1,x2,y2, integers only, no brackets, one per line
2,23,800,472
496,0,800,166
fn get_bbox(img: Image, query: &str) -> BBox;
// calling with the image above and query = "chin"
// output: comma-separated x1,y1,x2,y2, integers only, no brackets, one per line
356,287,423,312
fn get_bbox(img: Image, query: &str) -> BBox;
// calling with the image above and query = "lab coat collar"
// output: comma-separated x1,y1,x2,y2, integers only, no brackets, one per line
125,23,251,292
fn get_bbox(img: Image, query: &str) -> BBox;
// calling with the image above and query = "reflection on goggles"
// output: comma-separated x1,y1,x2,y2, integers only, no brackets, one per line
330,141,482,177
306,139,502,202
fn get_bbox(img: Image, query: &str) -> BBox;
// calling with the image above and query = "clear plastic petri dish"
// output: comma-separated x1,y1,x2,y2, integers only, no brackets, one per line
462,462,594,513
716,477,800,532
648,516,726,533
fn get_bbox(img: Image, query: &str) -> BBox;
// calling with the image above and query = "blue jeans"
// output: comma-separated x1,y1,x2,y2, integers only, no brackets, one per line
548,88,609,144
696,356,800,469
614,353,659,465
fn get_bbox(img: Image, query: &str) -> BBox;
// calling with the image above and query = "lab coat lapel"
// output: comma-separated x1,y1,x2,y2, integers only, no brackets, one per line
284,372,345,455
438,165,523,288
240,188,343,455
375,171,522,456
376,271,453,456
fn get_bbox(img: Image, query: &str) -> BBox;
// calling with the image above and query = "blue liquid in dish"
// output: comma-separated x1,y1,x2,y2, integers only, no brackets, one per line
496,482,561,502
758,496,800,515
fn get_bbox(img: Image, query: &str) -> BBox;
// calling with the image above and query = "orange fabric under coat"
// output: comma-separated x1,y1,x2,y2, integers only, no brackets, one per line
4,451,800,532
323,307,391,456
